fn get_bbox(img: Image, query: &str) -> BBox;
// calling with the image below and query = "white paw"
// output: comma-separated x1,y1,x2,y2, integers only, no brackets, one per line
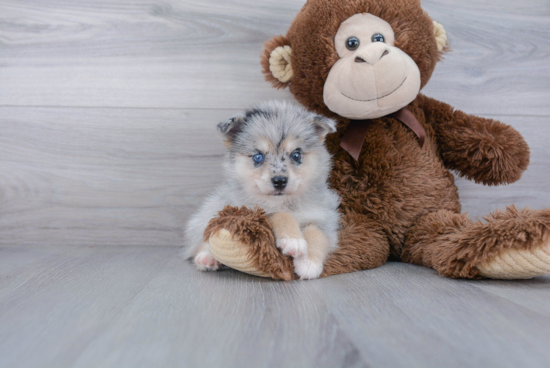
276,237,308,257
293,256,323,280
194,251,221,271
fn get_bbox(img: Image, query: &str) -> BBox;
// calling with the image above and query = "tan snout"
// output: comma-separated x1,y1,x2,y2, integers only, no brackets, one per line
354,43,390,65
323,12,424,119
323,42,422,119
335,44,407,103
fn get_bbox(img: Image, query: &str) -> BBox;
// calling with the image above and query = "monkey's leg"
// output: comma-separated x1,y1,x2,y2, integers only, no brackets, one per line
207,207,391,280
402,207,550,279
321,213,390,277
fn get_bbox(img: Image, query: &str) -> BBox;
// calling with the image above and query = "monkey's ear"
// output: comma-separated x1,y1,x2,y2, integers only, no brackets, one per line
217,114,246,145
261,35,293,89
312,115,337,140
433,21,449,55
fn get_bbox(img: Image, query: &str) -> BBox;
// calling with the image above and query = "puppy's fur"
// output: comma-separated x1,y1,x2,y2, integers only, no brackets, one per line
184,101,340,279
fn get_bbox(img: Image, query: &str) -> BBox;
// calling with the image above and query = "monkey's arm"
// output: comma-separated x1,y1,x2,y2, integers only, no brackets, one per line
417,94,530,186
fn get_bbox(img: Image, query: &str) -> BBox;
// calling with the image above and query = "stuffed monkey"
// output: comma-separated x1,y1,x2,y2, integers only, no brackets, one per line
205,0,550,280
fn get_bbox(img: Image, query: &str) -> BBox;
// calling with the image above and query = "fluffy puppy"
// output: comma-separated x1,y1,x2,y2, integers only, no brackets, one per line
184,101,340,279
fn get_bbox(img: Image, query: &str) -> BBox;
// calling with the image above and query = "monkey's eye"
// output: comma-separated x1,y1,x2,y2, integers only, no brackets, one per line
290,150,302,163
372,33,385,43
346,37,360,51
253,153,264,164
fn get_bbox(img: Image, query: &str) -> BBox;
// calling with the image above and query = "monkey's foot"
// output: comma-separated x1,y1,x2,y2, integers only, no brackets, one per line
477,239,550,279
209,229,270,277
403,206,550,279
206,206,295,281
474,206,550,279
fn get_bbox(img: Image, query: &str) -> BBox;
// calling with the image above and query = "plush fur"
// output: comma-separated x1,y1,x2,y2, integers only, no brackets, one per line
261,35,292,90
204,0,549,280
205,206,296,281
275,0,443,117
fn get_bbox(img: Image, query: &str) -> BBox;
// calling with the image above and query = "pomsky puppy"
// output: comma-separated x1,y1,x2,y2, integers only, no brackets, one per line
184,101,340,279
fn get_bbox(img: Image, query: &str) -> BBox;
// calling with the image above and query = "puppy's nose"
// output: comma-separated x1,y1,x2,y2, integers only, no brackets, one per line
271,176,287,190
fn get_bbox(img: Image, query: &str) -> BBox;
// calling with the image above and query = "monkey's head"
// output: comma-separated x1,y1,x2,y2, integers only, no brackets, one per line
261,0,448,120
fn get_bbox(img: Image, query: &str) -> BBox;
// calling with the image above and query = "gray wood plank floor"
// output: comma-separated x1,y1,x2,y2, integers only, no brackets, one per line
1,246,550,368
1,0,550,367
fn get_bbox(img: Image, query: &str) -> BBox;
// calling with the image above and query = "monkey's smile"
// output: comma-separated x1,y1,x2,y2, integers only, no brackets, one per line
341,77,407,102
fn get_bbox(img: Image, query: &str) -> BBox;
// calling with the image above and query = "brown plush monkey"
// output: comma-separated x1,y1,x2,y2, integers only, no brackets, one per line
206,0,550,280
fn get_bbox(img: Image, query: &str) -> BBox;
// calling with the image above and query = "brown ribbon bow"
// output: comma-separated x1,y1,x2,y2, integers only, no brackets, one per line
340,107,426,161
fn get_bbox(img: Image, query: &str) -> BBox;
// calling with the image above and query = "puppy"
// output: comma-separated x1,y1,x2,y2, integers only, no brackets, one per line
183,101,340,279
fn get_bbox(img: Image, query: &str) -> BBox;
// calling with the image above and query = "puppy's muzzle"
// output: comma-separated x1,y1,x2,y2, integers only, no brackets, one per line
271,176,288,190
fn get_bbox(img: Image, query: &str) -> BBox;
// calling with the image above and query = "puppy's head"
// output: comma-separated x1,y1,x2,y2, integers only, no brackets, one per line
218,101,336,201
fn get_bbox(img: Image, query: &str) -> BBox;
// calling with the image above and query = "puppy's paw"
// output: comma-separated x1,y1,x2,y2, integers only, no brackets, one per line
194,251,221,271
277,237,308,257
293,256,323,280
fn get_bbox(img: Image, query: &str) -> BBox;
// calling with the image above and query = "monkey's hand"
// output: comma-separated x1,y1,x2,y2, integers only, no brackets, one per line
418,94,530,186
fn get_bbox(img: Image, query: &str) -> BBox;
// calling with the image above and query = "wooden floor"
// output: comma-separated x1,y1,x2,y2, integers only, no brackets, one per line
1,0,550,367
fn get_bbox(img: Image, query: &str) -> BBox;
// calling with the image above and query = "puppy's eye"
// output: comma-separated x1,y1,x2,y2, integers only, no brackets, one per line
372,33,385,43
291,150,302,163
253,153,264,164
346,37,360,51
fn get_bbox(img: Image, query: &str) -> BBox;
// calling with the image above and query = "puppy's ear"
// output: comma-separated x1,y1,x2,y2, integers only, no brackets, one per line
261,35,292,90
217,114,246,145
313,115,337,141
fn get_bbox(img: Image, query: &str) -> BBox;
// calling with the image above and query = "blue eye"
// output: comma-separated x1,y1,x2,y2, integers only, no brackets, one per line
346,37,360,50
372,33,385,43
253,153,264,164
291,150,302,163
